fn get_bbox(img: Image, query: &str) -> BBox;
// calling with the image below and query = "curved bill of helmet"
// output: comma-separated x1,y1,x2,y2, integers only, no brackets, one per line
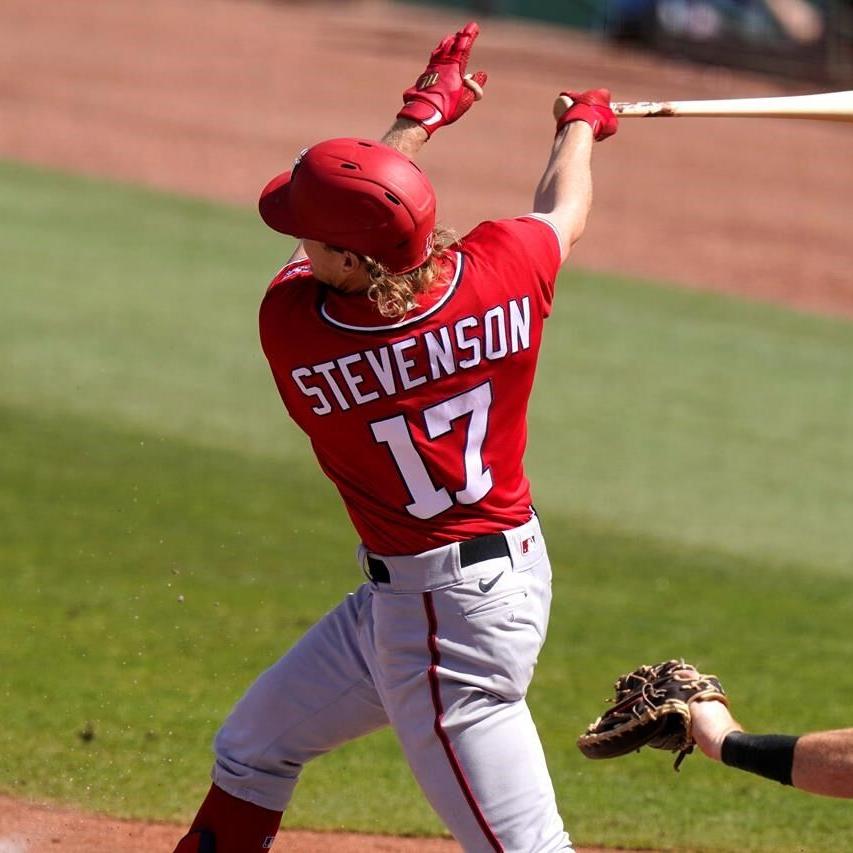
257,138,437,275
258,169,300,237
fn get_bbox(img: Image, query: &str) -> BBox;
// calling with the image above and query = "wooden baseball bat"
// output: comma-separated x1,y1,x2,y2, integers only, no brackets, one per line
610,90,853,121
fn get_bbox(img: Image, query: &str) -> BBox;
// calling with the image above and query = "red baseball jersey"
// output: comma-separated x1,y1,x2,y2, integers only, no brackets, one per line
259,216,561,555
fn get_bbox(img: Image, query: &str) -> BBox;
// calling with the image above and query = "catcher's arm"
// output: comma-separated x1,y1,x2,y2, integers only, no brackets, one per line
789,729,853,798
691,699,853,798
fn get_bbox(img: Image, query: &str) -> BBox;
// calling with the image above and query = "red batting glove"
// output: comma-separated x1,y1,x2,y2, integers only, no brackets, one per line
397,21,488,137
555,88,618,142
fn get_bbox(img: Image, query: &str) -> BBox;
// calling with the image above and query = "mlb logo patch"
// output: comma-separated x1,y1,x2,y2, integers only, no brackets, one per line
521,535,535,554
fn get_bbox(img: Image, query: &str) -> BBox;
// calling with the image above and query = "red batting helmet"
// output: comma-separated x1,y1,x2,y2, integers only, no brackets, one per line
259,138,437,274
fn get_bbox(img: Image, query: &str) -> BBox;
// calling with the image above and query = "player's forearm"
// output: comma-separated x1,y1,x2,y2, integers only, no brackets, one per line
792,729,853,798
381,118,429,160
533,123,594,258
692,695,853,798
716,728,853,799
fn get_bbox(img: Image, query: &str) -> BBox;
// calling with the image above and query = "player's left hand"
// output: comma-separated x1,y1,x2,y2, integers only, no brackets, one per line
397,21,488,137
554,88,618,141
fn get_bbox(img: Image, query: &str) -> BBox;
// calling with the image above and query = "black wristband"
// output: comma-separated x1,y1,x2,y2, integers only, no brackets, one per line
721,732,799,786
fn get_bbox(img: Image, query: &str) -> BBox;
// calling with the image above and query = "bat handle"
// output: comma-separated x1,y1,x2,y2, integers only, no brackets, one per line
610,101,675,117
555,96,660,120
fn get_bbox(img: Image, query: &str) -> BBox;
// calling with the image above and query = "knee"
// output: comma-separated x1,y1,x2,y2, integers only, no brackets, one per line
213,720,303,782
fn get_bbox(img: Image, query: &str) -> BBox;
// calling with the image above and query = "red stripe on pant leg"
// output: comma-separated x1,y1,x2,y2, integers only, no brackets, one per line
422,591,503,853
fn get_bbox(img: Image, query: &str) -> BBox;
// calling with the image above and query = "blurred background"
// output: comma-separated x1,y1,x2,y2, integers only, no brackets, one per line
3,0,852,316
406,0,853,83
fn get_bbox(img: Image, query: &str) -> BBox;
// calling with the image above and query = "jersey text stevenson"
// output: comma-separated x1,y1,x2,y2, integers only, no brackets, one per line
292,295,532,415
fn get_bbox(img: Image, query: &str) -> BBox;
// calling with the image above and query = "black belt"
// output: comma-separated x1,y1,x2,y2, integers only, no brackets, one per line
366,532,511,584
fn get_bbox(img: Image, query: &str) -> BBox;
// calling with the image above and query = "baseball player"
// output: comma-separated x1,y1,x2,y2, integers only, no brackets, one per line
173,22,617,853
689,693,853,798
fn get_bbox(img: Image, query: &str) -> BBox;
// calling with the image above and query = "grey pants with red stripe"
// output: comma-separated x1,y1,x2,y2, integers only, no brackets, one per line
212,515,572,852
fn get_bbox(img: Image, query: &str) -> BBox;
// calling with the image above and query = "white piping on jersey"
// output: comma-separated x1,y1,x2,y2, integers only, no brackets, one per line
319,251,463,333
522,213,564,259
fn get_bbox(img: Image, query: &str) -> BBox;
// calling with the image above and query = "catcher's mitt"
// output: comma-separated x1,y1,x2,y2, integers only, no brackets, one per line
577,659,727,770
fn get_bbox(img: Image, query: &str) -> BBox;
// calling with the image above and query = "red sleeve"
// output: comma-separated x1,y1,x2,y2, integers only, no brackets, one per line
258,260,317,412
264,259,313,295
460,216,562,317
259,259,313,358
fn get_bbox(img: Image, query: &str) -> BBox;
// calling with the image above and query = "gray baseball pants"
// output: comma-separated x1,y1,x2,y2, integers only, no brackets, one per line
212,515,572,852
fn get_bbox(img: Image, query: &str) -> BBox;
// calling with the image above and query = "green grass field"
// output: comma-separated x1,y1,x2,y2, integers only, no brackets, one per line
2,160,853,851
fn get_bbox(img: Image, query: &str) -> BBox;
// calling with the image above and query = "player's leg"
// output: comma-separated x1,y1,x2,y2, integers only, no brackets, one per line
173,583,388,853
174,831,214,853
174,787,279,852
408,687,568,853
367,522,571,852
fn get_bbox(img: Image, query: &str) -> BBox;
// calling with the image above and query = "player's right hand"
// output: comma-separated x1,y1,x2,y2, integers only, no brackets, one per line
554,88,618,142
397,21,488,137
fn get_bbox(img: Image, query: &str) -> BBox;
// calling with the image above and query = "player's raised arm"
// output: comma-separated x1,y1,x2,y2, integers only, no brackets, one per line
393,20,487,147
281,22,486,264
534,89,618,263
380,20,486,158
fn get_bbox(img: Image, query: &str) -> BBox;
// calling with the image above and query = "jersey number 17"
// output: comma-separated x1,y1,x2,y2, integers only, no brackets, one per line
370,381,494,520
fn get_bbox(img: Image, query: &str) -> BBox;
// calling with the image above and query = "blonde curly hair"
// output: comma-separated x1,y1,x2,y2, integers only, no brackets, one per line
362,226,459,319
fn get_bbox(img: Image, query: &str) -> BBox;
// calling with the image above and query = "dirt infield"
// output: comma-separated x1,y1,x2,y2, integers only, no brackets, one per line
0,794,647,853
0,0,850,850
0,794,458,852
